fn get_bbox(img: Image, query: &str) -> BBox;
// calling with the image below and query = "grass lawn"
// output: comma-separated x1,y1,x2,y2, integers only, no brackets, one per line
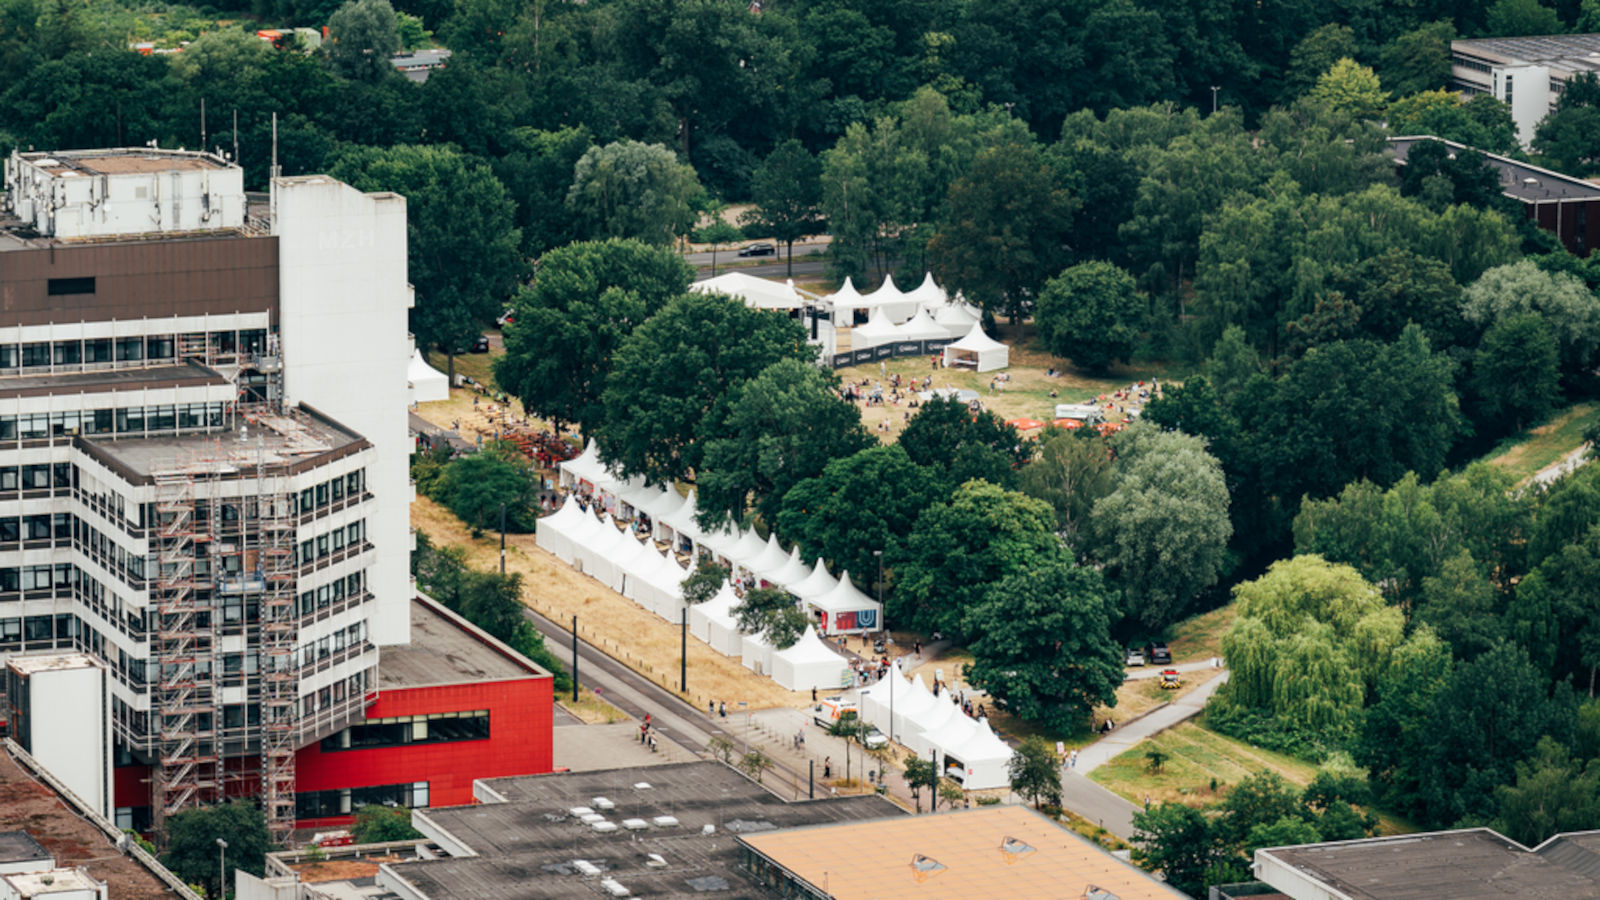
1166,602,1237,664
1484,402,1597,484
1089,721,1416,835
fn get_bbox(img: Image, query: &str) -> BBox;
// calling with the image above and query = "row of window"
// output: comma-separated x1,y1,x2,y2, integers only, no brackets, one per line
0,330,268,372
320,711,491,753
0,403,227,442
298,571,367,616
295,781,430,819
298,520,367,565
301,670,370,720
299,471,366,516
296,620,368,670
0,462,72,492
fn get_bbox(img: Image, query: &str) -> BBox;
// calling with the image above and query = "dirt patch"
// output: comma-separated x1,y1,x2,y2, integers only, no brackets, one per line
290,855,404,883
0,750,180,900
412,498,812,713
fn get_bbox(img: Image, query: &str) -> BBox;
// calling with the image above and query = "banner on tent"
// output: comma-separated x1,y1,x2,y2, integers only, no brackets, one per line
829,338,957,370
833,609,877,630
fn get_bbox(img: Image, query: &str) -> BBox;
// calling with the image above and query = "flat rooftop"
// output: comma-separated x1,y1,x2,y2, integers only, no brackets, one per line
1453,34,1600,73
0,831,50,865
378,597,540,689
385,761,902,899
741,805,1187,900
5,654,100,677
0,362,228,399
4,868,102,894
1260,828,1600,899
1389,136,1600,202
83,405,364,479
17,148,233,177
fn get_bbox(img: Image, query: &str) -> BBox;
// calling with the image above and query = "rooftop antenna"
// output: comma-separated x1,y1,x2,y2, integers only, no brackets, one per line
232,109,239,164
270,112,281,181
200,98,207,152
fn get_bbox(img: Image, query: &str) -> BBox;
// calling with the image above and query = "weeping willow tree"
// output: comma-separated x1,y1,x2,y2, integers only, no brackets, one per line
1216,555,1405,748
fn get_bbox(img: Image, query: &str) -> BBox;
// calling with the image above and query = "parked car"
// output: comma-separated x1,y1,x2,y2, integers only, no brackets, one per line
862,725,888,750
1147,642,1172,665
1125,647,1146,667
470,334,491,353
737,242,776,257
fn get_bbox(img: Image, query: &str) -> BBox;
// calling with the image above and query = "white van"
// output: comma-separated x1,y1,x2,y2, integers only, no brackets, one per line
812,696,858,727
1054,403,1105,425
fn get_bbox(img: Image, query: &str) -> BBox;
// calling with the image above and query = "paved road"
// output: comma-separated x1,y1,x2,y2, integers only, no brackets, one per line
1531,444,1591,487
684,239,829,268
1121,659,1223,681
1058,671,1231,841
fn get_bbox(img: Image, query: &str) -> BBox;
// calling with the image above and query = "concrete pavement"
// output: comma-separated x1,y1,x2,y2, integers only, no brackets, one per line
1121,658,1223,681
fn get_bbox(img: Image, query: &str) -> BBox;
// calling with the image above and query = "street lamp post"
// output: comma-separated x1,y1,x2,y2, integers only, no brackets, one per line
1210,85,1220,113
217,838,228,900
875,550,890,743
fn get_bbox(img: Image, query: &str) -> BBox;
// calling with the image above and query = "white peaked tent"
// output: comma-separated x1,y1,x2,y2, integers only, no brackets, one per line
771,627,852,692
559,440,611,491
726,528,769,570
613,528,658,600
850,307,900,350
407,349,449,403
858,661,901,733
748,534,791,582
559,505,604,568
691,271,809,311
906,691,961,756
646,487,687,543
663,489,706,550
906,272,949,312
918,702,981,764
826,276,870,317
771,548,812,590
700,525,744,567
805,570,881,634
586,514,634,591
648,549,690,622
865,273,919,323
946,719,1014,790
535,494,582,563
896,308,947,344
690,582,743,655
741,629,774,675
891,675,938,745
941,322,1010,372
934,302,980,339
790,559,838,603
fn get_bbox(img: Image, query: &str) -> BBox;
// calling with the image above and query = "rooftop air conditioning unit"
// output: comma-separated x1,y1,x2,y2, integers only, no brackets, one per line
600,878,629,897
573,860,601,878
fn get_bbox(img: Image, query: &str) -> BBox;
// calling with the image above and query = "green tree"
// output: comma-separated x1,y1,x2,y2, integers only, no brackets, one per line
898,396,1029,491
1534,72,1600,175
733,586,806,648
1473,313,1561,435
326,0,402,82
1007,737,1064,808
1308,58,1388,120
1018,428,1115,546
597,291,811,484
328,145,522,376
351,805,422,843
1215,771,1307,849
965,559,1123,732
1510,525,1600,693
927,140,1077,322
1356,626,1452,815
1494,737,1600,846
744,139,824,276
1089,424,1232,630
162,802,269,899
495,239,694,436
903,754,937,813
774,444,944,590
892,480,1062,640
1035,261,1144,372
1376,22,1455,98
1464,259,1600,381
696,359,872,530
693,220,744,278
681,563,729,606
493,127,595,257
1414,551,1505,661
1131,802,1219,898
566,140,704,246
431,443,539,533
1282,24,1359,102
1388,91,1518,154
1485,0,1564,34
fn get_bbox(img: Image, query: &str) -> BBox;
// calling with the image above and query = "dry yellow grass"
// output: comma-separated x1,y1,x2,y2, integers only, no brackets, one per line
411,497,811,712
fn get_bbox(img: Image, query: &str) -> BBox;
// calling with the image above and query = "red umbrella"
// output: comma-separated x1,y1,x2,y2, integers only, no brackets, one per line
1006,417,1045,430
1054,418,1084,430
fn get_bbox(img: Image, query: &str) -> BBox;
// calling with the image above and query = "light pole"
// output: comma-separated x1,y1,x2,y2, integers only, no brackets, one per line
1210,85,1220,114
216,838,228,900
875,550,891,743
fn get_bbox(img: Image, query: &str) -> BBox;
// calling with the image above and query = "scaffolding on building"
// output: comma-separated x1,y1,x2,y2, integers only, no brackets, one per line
150,455,222,836
255,461,299,848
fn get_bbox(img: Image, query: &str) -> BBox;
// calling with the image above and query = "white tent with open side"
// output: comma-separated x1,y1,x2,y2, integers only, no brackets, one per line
770,547,812,590
534,494,584,564
944,718,1014,790
690,582,744,656
741,629,774,675
905,691,962,757
905,272,949,313
891,675,939,745
895,308,947,344
849,306,900,350
770,626,853,692
408,349,449,403
804,570,881,634
789,559,838,605
690,271,810,311
747,534,792,584
941,322,1010,372
559,440,613,492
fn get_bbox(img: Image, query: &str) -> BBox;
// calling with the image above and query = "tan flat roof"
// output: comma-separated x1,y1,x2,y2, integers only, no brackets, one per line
378,596,543,688
23,149,232,177
739,805,1187,900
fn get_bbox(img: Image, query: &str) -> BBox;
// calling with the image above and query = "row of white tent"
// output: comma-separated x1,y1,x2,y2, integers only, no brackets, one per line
857,664,1015,790
554,444,883,635
828,272,961,325
849,302,979,349
535,496,856,691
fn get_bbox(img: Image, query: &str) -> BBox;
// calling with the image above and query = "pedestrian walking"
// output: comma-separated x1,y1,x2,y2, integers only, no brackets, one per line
719,701,726,718
812,686,817,702
824,757,832,779
709,700,715,716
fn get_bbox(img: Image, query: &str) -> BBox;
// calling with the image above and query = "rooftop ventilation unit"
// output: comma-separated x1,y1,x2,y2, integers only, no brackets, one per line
622,819,650,831
646,854,668,868
600,877,630,897
634,782,653,790
592,821,620,834
594,797,616,810
1082,888,1121,900
570,806,595,817
573,860,602,878
653,816,681,828
581,814,607,825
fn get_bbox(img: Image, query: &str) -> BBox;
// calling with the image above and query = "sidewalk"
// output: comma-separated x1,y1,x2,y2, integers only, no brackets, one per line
1121,658,1221,681
1074,671,1230,773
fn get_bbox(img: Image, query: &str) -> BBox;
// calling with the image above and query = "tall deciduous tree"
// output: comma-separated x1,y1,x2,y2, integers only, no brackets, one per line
775,444,943,593
1473,313,1561,435
1464,259,1600,381
1131,802,1220,899
328,144,522,371
1035,261,1144,372
1089,424,1232,630
326,0,402,82
892,479,1061,639
598,292,811,484
965,558,1123,733
495,239,693,435
566,140,704,246
697,359,872,530
1493,738,1600,846
1308,58,1388,120
898,396,1029,492
927,140,1077,322
1008,737,1064,807
1018,428,1115,546
1509,524,1600,694
162,802,269,899
744,139,824,276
